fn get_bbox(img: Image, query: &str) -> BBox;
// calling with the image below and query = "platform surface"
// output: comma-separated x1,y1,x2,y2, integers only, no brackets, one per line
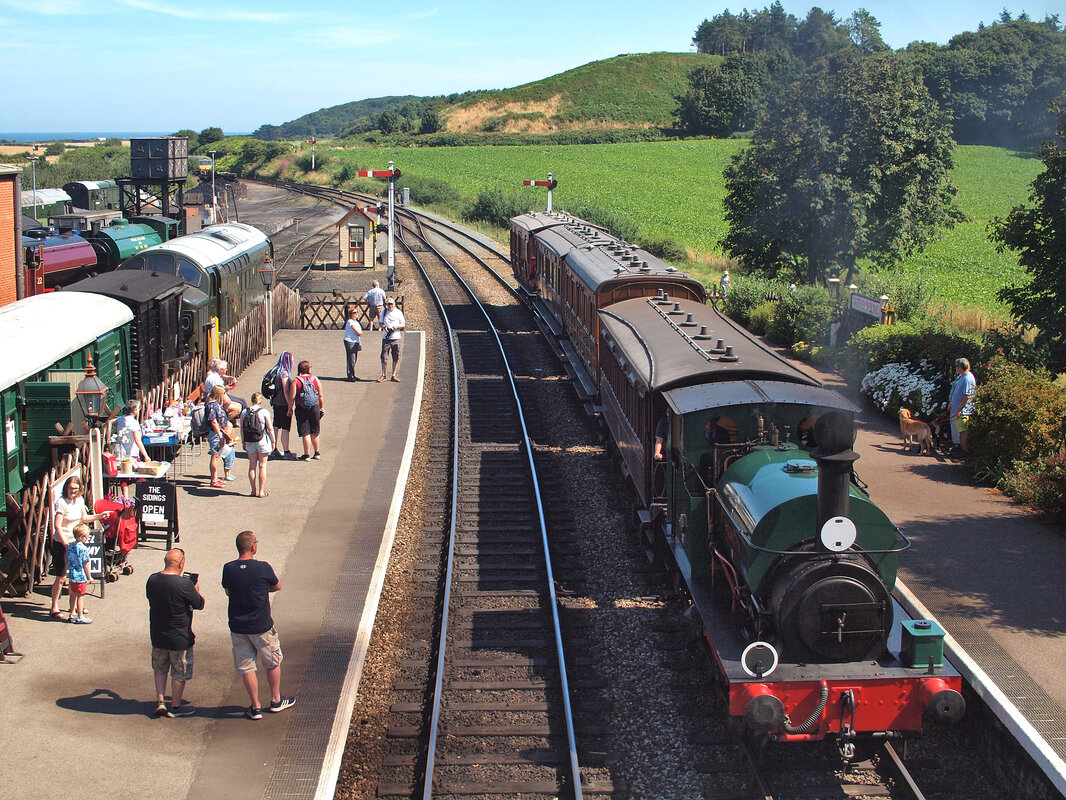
0,327,424,800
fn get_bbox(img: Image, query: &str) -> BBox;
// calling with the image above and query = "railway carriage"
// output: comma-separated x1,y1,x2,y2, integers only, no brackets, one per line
0,292,133,505
511,211,705,389
118,222,271,352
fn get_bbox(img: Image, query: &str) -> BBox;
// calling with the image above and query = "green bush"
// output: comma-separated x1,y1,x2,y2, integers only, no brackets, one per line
721,276,785,327
402,175,461,206
998,454,1066,522
639,236,687,262
766,284,836,347
463,189,534,228
747,301,776,335
841,321,983,392
966,354,1066,482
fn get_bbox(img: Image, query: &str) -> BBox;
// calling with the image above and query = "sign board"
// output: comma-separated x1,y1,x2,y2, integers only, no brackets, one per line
136,479,179,549
85,527,104,583
850,293,883,319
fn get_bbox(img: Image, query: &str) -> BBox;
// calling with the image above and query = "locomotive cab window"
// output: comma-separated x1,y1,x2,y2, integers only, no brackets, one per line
176,258,203,289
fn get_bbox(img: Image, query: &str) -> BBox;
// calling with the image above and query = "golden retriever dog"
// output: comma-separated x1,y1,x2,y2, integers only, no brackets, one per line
898,408,933,455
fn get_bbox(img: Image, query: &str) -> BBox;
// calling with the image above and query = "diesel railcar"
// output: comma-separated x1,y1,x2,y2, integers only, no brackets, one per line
117,222,271,352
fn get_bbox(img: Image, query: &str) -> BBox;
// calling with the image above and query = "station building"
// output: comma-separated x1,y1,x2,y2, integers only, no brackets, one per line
0,165,22,307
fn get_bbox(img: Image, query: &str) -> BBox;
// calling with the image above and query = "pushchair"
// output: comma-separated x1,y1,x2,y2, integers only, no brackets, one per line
94,494,138,582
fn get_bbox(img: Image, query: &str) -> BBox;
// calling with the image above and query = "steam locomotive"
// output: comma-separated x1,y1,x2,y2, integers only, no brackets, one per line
510,210,965,750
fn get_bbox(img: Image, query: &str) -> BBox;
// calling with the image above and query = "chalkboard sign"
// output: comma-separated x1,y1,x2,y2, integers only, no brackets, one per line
136,480,179,549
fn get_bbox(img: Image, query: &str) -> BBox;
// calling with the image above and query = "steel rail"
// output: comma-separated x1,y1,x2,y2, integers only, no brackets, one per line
398,215,584,800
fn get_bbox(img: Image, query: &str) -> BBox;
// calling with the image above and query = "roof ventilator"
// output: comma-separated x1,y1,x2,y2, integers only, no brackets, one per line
656,291,671,305
669,302,684,315
680,313,697,328
707,337,727,355
718,345,739,362
694,325,714,340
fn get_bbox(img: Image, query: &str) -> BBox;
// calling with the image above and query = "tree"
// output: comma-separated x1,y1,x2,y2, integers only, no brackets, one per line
722,54,964,285
676,54,772,135
199,127,225,147
847,9,889,54
418,108,442,135
991,96,1066,372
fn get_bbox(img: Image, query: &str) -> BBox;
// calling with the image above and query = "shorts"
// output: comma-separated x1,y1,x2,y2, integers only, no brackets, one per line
68,581,88,596
206,430,226,455
369,306,382,327
294,405,321,437
230,628,283,673
245,438,272,455
381,338,402,363
152,647,194,682
50,540,68,577
955,414,971,433
272,402,291,433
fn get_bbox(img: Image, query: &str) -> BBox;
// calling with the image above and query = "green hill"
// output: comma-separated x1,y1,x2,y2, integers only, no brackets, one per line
252,96,423,140
442,52,721,133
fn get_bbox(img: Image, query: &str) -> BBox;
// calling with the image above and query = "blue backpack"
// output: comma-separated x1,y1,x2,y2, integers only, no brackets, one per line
296,376,320,409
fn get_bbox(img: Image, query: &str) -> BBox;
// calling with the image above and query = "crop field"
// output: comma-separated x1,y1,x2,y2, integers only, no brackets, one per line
331,140,1044,312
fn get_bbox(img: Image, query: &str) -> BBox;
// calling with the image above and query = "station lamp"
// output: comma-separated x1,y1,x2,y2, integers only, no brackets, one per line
75,353,111,424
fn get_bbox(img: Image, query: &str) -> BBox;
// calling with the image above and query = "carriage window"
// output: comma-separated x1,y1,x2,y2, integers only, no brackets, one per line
145,253,176,274
123,256,145,271
176,258,202,288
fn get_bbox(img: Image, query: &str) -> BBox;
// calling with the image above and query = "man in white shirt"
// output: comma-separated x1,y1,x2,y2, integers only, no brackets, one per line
377,298,406,382
363,281,387,330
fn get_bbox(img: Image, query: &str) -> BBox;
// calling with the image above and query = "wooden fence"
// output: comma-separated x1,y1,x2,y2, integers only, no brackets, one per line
301,293,403,331
0,285,301,596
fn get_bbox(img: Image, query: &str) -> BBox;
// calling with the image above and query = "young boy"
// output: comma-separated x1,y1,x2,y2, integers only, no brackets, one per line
66,523,93,624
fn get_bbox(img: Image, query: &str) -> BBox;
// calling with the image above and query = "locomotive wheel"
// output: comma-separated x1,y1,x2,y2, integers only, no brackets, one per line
769,554,891,663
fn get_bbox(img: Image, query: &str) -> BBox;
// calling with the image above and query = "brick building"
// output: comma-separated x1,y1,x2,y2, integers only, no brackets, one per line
0,165,23,307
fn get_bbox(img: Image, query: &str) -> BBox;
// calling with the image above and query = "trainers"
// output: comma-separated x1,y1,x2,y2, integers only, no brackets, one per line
68,614,77,623
153,702,169,718
270,696,296,713
75,615,92,624
168,704,195,718
377,375,387,382
284,451,298,460
298,454,310,461
245,706,263,720
311,452,321,460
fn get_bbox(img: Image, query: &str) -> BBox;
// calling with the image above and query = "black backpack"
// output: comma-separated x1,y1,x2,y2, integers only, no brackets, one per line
296,376,320,409
241,408,265,442
262,367,281,400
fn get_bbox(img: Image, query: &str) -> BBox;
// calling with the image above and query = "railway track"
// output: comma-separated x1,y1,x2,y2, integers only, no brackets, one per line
372,207,613,799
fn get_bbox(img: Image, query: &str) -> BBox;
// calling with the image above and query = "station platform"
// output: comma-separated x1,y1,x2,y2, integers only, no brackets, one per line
0,327,424,800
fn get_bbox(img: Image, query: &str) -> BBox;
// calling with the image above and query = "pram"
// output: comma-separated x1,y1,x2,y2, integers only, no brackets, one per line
94,495,137,582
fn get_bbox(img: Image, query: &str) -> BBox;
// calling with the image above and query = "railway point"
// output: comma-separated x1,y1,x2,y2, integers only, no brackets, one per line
0,326,425,800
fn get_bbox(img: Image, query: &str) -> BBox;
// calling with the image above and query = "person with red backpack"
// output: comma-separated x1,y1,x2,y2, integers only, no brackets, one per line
293,360,324,461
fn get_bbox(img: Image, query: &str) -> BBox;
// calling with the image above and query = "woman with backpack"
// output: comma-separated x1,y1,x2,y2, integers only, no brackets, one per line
240,392,274,497
264,352,297,460
293,360,324,461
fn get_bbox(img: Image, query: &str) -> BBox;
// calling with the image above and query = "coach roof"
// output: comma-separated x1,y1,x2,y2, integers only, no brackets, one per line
598,296,824,393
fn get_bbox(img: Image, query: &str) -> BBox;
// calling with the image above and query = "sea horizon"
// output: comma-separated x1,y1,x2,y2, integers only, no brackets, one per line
1,132,250,143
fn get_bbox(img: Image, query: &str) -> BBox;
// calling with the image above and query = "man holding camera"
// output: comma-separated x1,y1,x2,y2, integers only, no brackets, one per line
146,548,205,718
377,297,406,382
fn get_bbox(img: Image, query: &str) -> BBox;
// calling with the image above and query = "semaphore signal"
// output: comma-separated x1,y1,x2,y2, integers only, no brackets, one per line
358,162,401,289
522,172,557,212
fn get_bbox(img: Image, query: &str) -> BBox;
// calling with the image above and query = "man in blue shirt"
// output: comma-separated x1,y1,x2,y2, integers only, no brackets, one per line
221,531,295,720
949,357,977,455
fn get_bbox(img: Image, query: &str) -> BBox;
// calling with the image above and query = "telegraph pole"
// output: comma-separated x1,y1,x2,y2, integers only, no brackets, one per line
307,138,316,171
26,155,40,219
357,162,402,290
523,173,558,212
209,150,217,223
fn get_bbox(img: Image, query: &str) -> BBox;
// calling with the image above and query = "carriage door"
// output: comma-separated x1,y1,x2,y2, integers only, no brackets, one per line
348,224,365,267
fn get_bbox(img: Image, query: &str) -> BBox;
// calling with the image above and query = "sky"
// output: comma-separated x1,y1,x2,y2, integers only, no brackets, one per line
1,0,1061,134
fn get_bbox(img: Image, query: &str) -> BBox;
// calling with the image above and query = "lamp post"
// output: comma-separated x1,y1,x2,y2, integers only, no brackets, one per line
25,155,40,220
259,254,277,355
75,354,111,426
827,274,842,307
209,150,217,224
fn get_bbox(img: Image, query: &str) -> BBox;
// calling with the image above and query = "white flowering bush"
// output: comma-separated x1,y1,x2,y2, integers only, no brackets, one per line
860,360,946,418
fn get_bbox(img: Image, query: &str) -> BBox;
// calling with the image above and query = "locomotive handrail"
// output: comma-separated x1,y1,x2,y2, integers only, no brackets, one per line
711,491,912,556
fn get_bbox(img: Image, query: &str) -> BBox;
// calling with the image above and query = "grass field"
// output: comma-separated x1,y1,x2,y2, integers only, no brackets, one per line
325,140,1043,313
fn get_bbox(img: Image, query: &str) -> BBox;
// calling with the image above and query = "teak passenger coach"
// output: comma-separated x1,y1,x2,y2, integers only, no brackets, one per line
510,210,965,754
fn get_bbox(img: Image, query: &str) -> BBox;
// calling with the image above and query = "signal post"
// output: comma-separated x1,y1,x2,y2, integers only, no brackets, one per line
358,162,402,290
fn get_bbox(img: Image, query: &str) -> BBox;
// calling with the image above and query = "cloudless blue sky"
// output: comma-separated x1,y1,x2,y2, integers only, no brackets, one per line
1,0,1061,134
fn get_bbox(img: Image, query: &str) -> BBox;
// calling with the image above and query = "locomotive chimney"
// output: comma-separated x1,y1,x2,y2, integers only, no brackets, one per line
809,411,860,548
